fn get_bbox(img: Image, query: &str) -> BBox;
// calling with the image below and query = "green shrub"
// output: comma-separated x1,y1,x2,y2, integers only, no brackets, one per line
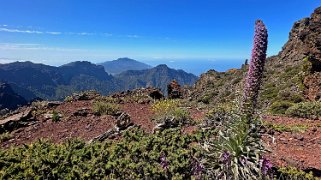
64,96,73,102
264,122,308,133
52,111,61,122
0,132,12,143
152,99,191,125
269,101,294,114
277,166,316,180
93,101,120,116
0,127,206,179
285,101,321,119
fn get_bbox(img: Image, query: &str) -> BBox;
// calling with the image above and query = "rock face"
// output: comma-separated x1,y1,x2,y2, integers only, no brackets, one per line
0,82,28,110
167,80,183,99
190,6,321,107
278,7,321,101
279,7,321,65
0,107,34,133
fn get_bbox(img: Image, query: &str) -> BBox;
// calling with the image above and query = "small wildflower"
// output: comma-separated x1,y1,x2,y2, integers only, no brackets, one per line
239,155,248,166
260,158,272,175
192,159,204,176
160,153,169,170
220,151,231,164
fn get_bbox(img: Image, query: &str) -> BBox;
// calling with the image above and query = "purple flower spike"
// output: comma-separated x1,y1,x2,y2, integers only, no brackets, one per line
243,20,268,115
260,158,272,175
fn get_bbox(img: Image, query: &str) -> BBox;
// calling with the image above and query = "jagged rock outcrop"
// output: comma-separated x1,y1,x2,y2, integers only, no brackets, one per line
0,82,28,110
0,107,35,133
276,7,321,101
167,80,183,99
190,6,321,107
279,7,321,66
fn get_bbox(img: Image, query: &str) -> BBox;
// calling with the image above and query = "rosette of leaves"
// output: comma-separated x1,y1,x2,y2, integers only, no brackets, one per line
203,113,267,180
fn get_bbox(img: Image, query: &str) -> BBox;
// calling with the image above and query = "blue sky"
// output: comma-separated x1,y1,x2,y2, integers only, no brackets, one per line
0,0,320,66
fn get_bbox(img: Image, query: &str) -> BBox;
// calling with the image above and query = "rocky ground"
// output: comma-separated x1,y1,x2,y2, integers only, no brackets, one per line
263,116,321,176
0,93,320,177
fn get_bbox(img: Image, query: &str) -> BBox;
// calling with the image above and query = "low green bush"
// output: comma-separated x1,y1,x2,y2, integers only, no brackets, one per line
0,128,206,179
285,101,321,119
269,101,294,114
52,111,61,122
152,99,191,125
277,166,316,180
264,122,308,133
0,132,12,143
93,101,120,116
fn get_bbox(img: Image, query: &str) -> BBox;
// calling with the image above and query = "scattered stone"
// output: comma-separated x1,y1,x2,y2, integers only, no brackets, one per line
152,117,179,133
71,91,100,101
32,101,62,109
0,108,35,133
43,112,63,120
294,135,304,141
73,108,90,117
167,80,183,99
115,112,132,130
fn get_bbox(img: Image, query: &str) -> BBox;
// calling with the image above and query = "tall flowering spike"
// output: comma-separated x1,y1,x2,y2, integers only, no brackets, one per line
243,20,268,115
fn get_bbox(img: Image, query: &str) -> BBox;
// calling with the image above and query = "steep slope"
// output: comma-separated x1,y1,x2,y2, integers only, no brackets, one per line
0,61,64,100
116,64,198,94
56,61,121,98
0,61,120,100
190,6,321,112
0,82,27,110
99,57,152,75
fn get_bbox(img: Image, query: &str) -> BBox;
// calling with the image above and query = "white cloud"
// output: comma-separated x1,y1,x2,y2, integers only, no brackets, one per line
0,28,43,34
0,43,84,52
102,33,113,37
46,31,62,35
126,34,140,38
0,25,149,39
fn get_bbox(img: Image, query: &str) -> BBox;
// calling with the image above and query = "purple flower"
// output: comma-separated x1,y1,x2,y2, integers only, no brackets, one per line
243,20,268,115
192,159,204,176
260,158,272,175
239,155,248,166
220,151,231,164
160,153,169,170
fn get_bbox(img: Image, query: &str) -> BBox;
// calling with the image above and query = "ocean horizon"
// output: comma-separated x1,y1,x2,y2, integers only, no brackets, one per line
142,59,245,76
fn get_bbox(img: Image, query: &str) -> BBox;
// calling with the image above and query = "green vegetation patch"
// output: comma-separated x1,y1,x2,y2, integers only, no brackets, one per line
277,166,317,180
93,101,120,116
285,101,321,119
0,127,206,179
269,101,294,114
152,99,191,125
264,122,309,133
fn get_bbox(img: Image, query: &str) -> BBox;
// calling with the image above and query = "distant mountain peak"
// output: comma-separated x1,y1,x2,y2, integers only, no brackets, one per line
99,58,152,75
155,64,168,68
116,57,135,61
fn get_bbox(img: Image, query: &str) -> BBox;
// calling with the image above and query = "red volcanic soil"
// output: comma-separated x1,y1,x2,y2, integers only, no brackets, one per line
1,100,321,176
0,100,157,148
262,116,321,174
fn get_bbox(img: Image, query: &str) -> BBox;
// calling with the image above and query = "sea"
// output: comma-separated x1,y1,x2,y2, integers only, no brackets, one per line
141,59,246,76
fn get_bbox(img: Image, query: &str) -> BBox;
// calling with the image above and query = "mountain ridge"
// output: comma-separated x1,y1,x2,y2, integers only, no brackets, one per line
0,60,197,105
99,57,152,75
